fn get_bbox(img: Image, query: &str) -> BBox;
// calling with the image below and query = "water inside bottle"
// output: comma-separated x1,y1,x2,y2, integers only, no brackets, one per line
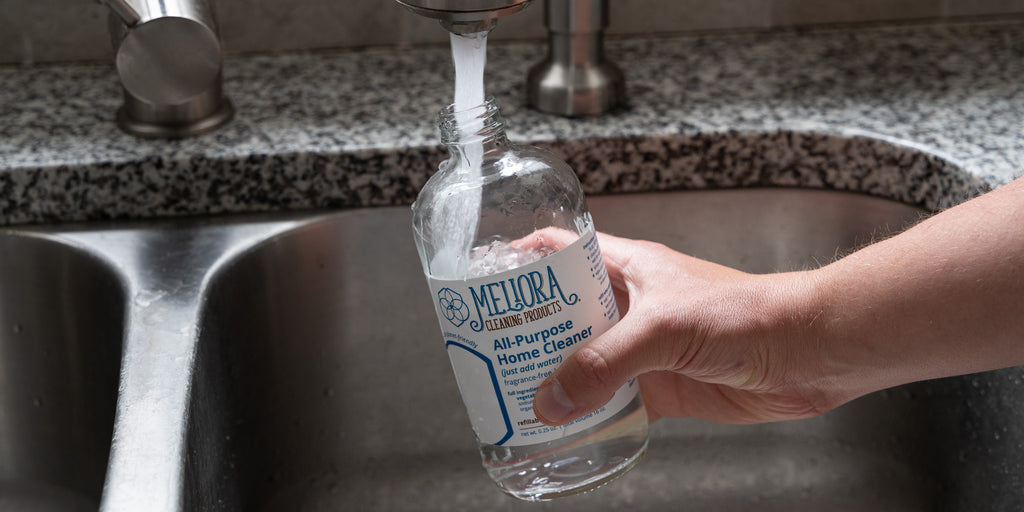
429,31,491,280
426,28,649,502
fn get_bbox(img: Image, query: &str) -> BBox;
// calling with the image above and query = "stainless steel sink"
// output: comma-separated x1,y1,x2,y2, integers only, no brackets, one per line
0,235,125,512
2,185,1022,511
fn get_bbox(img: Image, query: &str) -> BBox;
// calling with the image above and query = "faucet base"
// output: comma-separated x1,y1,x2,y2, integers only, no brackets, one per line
527,58,624,117
525,0,624,117
116,98,234,139
105,1,232,139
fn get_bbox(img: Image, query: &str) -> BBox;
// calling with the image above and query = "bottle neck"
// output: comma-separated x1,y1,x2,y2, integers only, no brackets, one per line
438,97,508,154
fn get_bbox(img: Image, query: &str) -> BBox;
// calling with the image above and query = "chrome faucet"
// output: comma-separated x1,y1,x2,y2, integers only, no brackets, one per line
395,0,533,34
527,0,623,116
396,0,623,117
101,0,233,138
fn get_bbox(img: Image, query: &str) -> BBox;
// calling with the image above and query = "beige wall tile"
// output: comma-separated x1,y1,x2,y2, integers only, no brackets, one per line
215,0,399,53
0,0,110,65
943,0,1024,17
3,0,1024,66
772,0,942,25
608,0,772,34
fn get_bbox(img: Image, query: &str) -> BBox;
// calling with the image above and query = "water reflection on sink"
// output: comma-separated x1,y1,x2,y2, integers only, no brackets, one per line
182,188,1023,511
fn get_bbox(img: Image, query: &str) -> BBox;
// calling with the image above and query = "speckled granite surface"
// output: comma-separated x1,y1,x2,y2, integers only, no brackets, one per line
1,19,1022,226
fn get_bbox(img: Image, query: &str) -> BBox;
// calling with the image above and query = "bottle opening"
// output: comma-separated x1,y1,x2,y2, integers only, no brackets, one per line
438,97,505,145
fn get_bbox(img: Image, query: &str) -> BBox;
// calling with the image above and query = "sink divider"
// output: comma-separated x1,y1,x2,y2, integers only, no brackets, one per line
58,219,307,512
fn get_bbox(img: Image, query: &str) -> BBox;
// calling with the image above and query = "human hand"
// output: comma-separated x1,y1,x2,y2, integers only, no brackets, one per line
526,176,1024,426
529,230,841,425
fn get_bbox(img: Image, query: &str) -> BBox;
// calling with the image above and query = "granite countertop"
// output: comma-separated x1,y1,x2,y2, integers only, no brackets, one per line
1,19,1022,226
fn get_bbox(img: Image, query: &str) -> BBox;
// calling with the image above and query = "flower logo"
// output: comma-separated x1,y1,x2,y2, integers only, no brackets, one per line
438,287,470,328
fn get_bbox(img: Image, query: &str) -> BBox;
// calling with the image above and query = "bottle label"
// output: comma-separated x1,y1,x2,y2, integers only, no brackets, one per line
427,230,638,446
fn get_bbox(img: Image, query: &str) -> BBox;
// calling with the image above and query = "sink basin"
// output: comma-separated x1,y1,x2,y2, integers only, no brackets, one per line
0,235,125,511
0,132,1018,512
177,187,1024,511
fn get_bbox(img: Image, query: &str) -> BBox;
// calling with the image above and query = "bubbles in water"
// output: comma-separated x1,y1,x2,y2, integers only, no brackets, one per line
466,241,553,278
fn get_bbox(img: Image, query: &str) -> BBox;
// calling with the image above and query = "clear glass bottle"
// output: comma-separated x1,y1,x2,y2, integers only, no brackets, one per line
411,97,649,501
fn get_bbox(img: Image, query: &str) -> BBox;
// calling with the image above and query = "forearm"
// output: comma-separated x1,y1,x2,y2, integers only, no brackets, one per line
808,177,1024,405
532,178,1024,426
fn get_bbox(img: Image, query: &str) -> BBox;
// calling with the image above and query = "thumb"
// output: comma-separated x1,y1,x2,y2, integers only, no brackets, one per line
533,311,662,425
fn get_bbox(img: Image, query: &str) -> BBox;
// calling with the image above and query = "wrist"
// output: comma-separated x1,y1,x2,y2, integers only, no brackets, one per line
759,268,863,415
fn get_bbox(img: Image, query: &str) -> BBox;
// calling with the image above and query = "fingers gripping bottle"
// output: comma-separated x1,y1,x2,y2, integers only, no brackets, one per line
411,97,649,501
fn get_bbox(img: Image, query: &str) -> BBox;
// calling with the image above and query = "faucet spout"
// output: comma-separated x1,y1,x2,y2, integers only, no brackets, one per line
395,0,533,34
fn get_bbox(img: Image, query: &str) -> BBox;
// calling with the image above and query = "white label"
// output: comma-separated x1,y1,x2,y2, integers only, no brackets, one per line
428,230,639,446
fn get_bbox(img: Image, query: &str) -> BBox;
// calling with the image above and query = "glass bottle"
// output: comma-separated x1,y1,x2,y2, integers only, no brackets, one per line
411,97,649,501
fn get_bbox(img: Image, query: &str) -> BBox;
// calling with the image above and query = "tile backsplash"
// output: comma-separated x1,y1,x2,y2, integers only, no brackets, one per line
2,0,1023,66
